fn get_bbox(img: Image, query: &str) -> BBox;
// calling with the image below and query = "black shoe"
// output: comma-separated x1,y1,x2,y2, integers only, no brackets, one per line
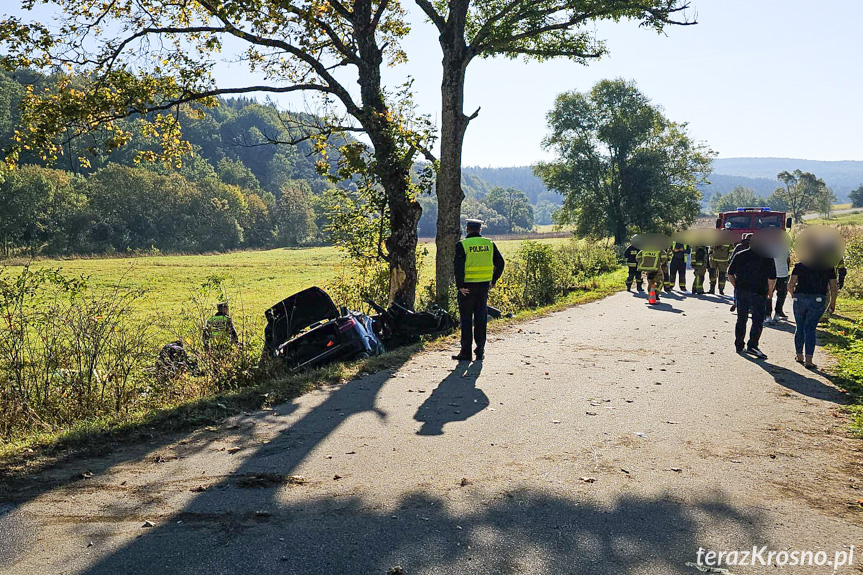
626,285,631,292
736,347,745,354
452,353,472,361
636,287,644,292
746,347,768,360
719,289,725,295
730,305,736,312
475,351,484,361
775,312,788,319
707,288,715,294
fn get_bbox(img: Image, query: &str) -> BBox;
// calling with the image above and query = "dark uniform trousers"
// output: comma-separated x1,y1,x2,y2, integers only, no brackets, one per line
458,282,490,354
669,257,686,288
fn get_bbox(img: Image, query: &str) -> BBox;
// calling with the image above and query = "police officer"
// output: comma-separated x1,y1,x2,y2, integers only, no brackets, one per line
669,242,690,291
635,246,668,302
624,240,643,292
690,245,710,295
204,302,238,350
708,243,733,295
453,219,505,361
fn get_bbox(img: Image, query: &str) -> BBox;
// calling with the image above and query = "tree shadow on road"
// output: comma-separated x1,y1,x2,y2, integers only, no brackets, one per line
744,356,850,404
76,488,766,575
414,361,487,436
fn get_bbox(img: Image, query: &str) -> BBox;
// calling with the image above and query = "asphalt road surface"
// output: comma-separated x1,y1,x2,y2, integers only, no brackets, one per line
2,290,862,574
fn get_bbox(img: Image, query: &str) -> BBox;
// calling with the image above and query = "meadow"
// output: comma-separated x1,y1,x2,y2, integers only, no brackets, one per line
4,236,574,330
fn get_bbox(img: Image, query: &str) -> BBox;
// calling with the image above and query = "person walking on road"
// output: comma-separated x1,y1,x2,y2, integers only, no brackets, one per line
765,248,791,323
453,219,505,361
727,244,776,359
787,262,838,368
624,241,643,292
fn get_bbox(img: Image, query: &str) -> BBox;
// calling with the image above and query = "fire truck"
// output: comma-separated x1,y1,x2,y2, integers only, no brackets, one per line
715,207,793,241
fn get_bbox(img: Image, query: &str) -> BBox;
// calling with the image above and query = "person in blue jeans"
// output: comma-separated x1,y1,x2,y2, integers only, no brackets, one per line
787,263,838,368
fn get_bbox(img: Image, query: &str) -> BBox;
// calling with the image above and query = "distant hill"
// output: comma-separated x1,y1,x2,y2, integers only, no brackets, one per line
462,166,560,205
706,158,863,202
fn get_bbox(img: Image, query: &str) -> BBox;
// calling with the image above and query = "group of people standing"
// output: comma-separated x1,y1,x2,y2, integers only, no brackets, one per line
624,233,846,367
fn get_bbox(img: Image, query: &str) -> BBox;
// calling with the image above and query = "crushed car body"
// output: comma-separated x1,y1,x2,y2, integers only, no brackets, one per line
264,287,384,371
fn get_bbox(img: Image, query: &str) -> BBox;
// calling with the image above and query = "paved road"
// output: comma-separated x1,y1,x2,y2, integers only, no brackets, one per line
802,207,863,220
2,290,862,574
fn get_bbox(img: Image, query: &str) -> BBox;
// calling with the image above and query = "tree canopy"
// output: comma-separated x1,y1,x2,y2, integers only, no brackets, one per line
535,79,713,243
772,169,833,222
709,186,761,214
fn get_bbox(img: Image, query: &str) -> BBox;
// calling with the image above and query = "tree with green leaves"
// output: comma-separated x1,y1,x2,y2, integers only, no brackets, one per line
0,0,433,307
773,170,832,222
535,79,712,244
413,0,694,301
709,186,761,214
484,187,534,233
849,184,863,208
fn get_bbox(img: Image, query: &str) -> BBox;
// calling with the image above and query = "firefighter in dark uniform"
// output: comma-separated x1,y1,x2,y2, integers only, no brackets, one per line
669,242,690,291
624,241,643,292
690,245,710,295
453,219,505,361
203,302,239,351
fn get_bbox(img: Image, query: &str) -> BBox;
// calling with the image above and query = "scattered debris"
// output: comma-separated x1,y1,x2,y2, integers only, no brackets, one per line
346,451,357,455
287,475,307,485
668,468,682,473
460,477,470,487
190,485,208,493
580,477,597,483
235,473,293,488
254,510,271,518
585,411,597,416
227,447,241,454
552,420,561,424
633,432,647,438
142,520,155,528
620,468,630,474
333,475,342,481
666,421,679,425
388,566,405,575
79,471,93,479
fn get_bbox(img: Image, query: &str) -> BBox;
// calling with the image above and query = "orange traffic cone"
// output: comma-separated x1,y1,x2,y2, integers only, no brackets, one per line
648,289,657,304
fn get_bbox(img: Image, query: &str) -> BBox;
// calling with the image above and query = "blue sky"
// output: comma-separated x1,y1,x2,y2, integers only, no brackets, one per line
8,1,863,167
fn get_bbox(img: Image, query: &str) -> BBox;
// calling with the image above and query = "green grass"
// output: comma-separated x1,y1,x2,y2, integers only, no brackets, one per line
806,211,863,226
0,239,622,467
3,237,568,334
823,297,863,436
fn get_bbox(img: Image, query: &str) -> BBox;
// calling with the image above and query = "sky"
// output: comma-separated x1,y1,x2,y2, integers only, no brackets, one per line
7,1,863,167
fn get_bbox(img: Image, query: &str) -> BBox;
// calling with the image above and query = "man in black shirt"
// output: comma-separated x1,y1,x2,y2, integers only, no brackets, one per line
727,246,776,359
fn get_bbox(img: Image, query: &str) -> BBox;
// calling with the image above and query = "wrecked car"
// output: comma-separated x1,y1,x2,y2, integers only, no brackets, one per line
366,299,456,347
264,287,384,371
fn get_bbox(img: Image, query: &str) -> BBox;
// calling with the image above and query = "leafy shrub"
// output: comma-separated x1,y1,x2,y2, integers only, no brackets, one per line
491,239,619,312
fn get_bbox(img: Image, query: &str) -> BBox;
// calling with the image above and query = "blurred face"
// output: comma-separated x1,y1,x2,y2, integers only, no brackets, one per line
218,305,229,315
794,226,845,269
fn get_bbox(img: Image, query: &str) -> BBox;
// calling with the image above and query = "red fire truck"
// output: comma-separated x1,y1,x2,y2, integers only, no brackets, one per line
716,207,793,241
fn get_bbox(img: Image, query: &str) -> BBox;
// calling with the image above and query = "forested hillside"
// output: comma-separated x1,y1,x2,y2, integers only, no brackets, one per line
0,71,543,257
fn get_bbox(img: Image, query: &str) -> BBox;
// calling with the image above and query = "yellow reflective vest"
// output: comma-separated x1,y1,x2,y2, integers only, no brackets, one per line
461,237,494,282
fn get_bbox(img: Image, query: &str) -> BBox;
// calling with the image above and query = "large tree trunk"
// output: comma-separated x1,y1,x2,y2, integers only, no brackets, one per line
354,4,421,309
386,196,422,307
435,41,470,305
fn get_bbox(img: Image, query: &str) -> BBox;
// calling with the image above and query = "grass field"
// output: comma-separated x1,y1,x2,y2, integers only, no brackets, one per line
2,237,574,331
806,211,863,226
